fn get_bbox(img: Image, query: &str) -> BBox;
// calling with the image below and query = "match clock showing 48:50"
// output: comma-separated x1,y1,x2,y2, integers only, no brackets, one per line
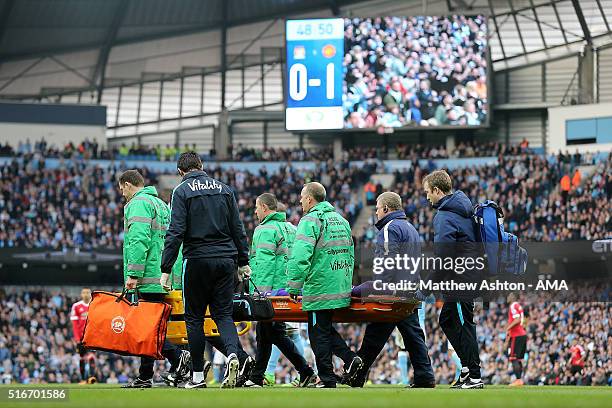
285,18,344,130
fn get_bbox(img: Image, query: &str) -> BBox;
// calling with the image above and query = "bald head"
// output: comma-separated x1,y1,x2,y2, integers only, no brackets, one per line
303,182,326,203
300,182,326,214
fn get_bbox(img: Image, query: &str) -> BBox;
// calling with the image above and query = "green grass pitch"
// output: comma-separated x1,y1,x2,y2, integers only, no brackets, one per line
1,384,610,408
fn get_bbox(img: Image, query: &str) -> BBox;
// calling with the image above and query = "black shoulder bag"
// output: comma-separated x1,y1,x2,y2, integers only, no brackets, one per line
232,277,275,321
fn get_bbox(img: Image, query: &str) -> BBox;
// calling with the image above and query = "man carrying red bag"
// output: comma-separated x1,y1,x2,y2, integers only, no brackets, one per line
118,170,190,388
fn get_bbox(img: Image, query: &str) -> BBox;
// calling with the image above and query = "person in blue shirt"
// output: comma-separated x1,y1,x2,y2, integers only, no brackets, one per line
344,192,435,388
420,170,484,389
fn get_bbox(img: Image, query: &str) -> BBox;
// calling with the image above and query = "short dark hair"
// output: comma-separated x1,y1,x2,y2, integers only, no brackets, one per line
177,151,203,172
304,182,326,203
423,170,452,194
257,193,278,211
119,170,145,187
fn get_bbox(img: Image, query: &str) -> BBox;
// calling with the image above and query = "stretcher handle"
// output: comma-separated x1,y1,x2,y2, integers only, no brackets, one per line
236,321,251,336
206,322,251,337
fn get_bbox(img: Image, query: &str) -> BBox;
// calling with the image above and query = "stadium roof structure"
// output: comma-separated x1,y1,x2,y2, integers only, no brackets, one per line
1,0,610,63
1,0,611,137
0,0,357,62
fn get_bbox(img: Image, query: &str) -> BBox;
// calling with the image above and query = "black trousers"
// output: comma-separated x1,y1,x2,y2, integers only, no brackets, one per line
307,309,356,386
138,292,181,380
183,257,239,372
250,321,311,383
439,301,481,378
358,311,435,385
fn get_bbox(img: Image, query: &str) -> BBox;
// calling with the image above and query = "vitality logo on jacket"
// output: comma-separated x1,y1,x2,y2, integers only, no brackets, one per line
187,179,223,193
330,259,352,271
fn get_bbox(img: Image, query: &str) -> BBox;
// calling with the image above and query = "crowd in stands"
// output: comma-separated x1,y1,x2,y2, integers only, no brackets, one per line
228,145,334,162
1,138,535,163
347,139,534,161
361,296,611,386
360,150,611,245
0,139,336,162
0,139,196,162
0,160,150,250
0,136,544,164
208,161,369,235
0,155,369,249
2,289,609,386
1,138,609,250
343,16,488,128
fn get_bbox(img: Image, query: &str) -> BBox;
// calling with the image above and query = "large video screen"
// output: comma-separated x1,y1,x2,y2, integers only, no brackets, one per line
285,16,488,131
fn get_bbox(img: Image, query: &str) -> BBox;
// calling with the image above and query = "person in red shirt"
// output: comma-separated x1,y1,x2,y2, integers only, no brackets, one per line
71,288,97,383
505,293,527,387
569,341,586,375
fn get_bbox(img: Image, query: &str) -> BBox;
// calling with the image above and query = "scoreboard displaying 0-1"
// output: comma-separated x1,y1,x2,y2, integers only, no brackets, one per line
285,16,489,132
285,18,344,130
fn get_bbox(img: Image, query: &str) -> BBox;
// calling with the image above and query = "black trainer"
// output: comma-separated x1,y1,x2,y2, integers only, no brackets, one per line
162,352,205,387
407,382,436,388
341,365,367,388
221,353,239,388
236,356,255,387
243,380,263,388
121,377,152,388
450,371,470,389
460,378,485,389
202,360,212,382
161,371,178,387
184,379,207,389
343,356,363,380
176,350,192,381
342,356,364,384
298,369,317,388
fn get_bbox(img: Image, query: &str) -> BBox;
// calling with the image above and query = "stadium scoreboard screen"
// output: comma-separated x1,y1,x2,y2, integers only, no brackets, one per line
285,16,489,131
285,19,345,130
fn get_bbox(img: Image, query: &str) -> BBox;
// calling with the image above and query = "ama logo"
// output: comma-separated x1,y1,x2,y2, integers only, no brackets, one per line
111,316,126,334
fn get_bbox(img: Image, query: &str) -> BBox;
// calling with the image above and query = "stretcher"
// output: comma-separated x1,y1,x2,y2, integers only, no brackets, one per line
163,291,419,344
268,296,419,323
164,291,252,345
